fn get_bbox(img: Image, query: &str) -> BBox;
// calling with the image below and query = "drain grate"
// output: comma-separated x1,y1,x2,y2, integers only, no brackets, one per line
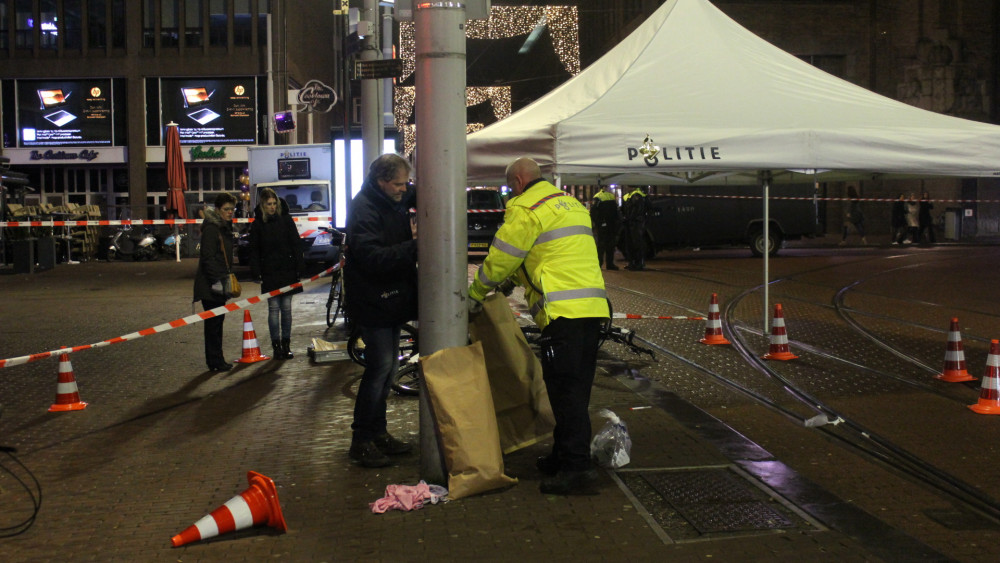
640,469,792,533
617,466,818,541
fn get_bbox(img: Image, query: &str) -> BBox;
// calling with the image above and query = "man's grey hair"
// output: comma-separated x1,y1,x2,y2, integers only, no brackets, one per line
369,153,411,184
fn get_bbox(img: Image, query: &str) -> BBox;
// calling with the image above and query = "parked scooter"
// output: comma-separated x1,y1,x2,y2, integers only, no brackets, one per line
161,231,186,257
107,226,160,261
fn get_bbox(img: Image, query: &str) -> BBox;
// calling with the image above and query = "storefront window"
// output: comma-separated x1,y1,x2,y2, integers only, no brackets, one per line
110,0,123,48
142,0,154,48
88,0,106,49
209,0,226,46
186,0,202,48
0,0,9,50
63,0,81,50
39,0,55,49
233,0,250,46
161,0,179,48
15,0,32,49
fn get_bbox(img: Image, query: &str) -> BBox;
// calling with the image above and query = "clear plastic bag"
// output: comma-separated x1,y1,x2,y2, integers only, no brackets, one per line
590,408,631,468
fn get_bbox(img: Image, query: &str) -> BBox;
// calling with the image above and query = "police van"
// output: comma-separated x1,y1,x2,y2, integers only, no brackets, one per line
639,183,821,257
245,144,337,265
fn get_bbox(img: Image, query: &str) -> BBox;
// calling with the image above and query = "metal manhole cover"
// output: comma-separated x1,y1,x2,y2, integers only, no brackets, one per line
618,466,815,541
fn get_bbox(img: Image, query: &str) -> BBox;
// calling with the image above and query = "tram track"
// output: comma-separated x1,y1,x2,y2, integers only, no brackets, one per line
603,249,1000,527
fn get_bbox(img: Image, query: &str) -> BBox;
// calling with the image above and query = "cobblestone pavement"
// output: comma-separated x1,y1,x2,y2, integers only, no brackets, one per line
0,246,993,561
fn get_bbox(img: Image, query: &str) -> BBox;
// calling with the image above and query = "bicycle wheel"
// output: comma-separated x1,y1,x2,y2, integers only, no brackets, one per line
598,298,614,349
325,273,343,328
347,323,418,367
391,361,421,396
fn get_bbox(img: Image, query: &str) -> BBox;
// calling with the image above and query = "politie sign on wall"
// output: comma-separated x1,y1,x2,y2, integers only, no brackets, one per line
159,77,258,145
16,78,114,147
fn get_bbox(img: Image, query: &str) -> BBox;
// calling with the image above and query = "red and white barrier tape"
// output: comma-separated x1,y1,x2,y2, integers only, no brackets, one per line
612,312,705,320
651,193,1000,204
0,216,335,228
0,263,340,369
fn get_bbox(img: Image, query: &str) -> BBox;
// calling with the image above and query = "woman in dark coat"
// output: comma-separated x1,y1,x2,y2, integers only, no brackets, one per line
249,187,305,359
193,192,238,371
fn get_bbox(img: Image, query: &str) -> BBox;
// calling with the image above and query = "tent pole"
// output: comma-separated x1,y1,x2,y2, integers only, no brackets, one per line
761,170,771,334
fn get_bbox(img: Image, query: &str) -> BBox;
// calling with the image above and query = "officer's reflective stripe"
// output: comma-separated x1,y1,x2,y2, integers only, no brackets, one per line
476,266,500,288
529,288,608,317
529,192,573,210
490,236,529,259
535,225,593,246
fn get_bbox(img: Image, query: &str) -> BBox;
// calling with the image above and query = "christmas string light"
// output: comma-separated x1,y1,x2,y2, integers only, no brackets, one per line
396,6,580,156
395,86,513,156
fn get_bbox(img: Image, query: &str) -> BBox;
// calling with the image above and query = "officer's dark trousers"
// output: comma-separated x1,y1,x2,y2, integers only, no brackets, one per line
540,316,602,472
596,225,618,268
625,222,645,268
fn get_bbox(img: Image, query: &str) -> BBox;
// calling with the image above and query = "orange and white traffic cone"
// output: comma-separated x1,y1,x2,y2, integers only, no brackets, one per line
762,303,798,361
171,470,287,547
234,310,270,363
937,317,975,382
699,293,730,345
49,353,87,412
969,339,1000,415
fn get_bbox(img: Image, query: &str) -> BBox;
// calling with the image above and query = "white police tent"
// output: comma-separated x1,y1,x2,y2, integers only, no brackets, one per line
466,0,1000,186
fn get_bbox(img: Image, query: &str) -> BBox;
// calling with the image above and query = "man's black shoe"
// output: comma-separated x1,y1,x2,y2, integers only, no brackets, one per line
535,455,560,476
605,265,620,271
540,468,599,495
349,440,392,468
208,363,233,372
373,432,412,455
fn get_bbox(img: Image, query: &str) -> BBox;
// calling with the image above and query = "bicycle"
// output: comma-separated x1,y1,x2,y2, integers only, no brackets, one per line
346,323,420,396
374,298,655,396
323,227,346,328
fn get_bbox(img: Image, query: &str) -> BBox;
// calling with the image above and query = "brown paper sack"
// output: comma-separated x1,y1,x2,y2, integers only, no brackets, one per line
421,341,517,499
469,293,555,454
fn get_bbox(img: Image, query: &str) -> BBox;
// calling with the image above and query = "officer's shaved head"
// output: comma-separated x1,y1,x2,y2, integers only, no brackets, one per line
506,158,542,195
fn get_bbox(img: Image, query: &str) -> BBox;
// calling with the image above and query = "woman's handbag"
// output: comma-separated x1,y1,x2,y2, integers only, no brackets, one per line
225,272,242,298
219,235,242,298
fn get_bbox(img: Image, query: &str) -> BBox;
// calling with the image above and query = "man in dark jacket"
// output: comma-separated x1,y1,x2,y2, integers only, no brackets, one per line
344,153,418,468
193,192,238,371
590,185,620,270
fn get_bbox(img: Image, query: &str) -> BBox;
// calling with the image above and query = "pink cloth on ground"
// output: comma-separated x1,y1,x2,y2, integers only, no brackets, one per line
370,481,436,514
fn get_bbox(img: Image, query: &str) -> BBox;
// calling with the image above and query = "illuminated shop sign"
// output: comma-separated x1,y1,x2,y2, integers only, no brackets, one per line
159,77,258,145
16,79,114,147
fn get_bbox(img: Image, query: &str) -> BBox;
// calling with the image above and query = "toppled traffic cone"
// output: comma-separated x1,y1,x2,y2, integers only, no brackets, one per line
171,470,287,547
699,293,730,345
49,352,87,412
234,310,270,363
969,339,1000,415
937,317,975,382
762,303,798,361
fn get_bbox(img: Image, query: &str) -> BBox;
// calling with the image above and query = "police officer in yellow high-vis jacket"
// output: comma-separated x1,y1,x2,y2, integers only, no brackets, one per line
469,157,610,495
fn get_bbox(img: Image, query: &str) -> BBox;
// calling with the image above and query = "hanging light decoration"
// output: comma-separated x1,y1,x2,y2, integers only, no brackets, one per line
396,6,580,156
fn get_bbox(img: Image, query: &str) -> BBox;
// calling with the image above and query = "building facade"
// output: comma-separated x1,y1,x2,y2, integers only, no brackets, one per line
0,0,342,220
2,0,1000,239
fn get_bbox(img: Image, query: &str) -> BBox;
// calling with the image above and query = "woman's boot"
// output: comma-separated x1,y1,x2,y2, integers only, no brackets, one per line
281,339,294,359
272,340,283,360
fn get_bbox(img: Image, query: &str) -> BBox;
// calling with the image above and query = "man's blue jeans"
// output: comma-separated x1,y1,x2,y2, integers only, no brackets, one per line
351,324,401,442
